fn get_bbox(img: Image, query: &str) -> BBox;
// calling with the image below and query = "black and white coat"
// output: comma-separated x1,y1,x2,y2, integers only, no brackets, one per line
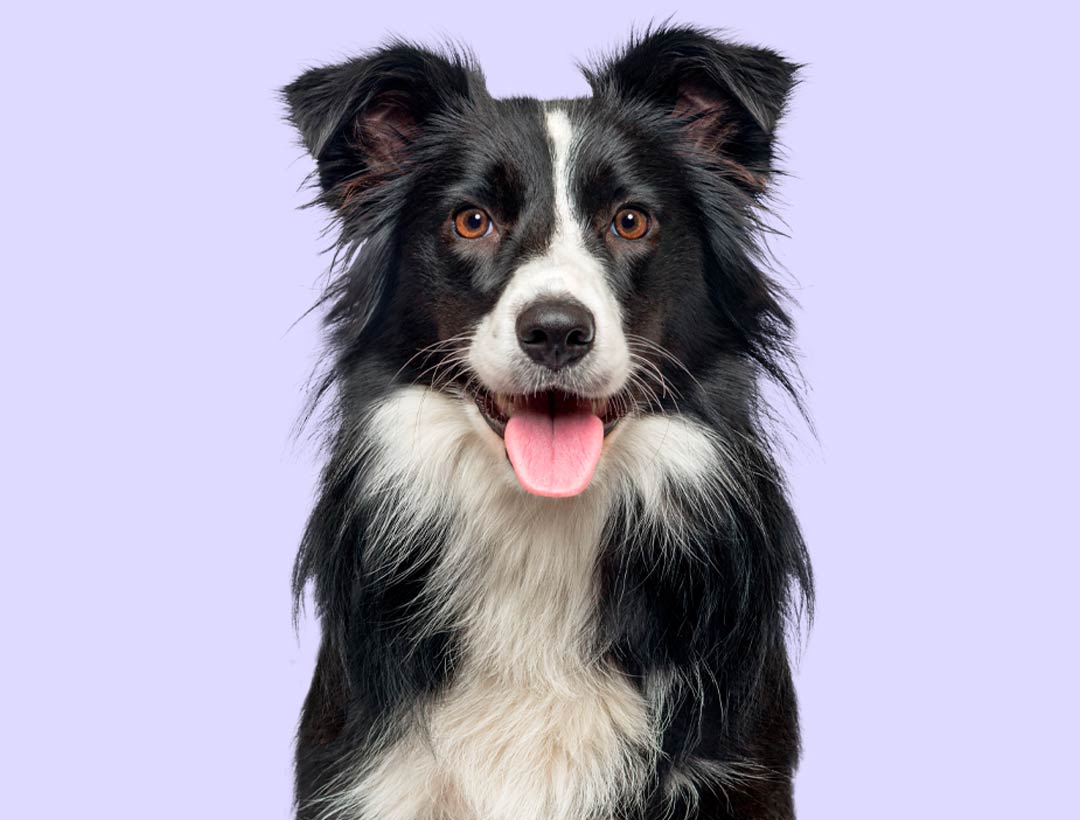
284,25,813,820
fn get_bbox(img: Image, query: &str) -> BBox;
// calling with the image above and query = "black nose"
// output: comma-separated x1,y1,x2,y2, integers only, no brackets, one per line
516,298,595,371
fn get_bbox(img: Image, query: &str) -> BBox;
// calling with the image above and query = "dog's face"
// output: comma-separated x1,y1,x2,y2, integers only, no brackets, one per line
285,29,796,497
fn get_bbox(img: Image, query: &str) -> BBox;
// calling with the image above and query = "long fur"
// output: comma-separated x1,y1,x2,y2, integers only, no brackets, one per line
283,24,812,820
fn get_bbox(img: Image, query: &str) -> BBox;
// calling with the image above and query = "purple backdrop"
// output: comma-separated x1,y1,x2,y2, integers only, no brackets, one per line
3,2,1077,817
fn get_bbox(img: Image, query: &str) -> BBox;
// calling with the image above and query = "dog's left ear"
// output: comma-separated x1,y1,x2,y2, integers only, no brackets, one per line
584,26,799,191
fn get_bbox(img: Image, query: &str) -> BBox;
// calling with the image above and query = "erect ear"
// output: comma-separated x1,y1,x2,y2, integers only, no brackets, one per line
283,43,485,208
584,26,799,191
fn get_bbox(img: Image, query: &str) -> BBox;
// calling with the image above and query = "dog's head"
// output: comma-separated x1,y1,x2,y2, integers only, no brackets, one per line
285,27,798,498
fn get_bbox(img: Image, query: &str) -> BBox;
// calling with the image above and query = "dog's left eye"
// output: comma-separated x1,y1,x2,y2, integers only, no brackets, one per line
611,208,649,240
453,208,493,239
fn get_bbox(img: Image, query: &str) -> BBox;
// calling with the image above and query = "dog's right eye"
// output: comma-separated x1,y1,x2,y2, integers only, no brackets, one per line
453,209,493,239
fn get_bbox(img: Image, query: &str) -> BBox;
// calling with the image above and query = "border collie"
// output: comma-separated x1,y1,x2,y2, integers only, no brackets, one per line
283,25,812,820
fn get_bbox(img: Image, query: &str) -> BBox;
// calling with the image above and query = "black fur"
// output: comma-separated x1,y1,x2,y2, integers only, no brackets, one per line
284,25,811,820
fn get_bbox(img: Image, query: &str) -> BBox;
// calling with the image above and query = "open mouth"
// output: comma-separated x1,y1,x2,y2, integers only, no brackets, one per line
472,389,626,438
470,388,630,498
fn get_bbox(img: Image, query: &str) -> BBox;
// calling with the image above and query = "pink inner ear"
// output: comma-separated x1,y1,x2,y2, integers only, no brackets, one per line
673,83,735,151
673,84,726,120
356,96,419,168
673,83,765,190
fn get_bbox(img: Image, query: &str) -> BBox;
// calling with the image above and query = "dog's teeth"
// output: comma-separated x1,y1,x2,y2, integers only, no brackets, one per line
591,398,609,415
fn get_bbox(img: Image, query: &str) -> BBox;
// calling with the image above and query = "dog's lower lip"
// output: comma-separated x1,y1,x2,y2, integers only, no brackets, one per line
471,389,624,438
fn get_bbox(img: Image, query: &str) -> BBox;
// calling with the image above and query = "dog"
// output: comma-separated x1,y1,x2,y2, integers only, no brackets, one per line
283,25,812,820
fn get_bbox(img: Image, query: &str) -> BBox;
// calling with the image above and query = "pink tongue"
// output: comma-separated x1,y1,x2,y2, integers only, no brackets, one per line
504,407,604,498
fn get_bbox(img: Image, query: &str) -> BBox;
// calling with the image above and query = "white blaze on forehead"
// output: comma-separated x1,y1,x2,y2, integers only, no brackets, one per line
467,107,630,397
546,108,577,245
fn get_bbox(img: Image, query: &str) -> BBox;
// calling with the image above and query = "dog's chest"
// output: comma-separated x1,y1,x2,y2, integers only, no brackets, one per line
357,495,652,820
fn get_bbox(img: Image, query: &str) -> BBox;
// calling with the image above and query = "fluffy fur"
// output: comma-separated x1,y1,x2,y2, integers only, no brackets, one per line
283,25,812,820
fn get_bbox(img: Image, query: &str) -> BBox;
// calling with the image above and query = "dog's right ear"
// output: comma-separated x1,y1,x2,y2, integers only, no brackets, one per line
283,43,484,209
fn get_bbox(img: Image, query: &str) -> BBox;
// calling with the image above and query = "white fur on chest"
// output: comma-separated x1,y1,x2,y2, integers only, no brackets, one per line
329,387,721,820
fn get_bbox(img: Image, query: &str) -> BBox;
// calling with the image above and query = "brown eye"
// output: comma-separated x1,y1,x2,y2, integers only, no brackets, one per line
453,208,492,239
611,207,649,240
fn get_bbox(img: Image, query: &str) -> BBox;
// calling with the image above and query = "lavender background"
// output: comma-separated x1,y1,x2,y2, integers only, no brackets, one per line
2,1,1077,817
